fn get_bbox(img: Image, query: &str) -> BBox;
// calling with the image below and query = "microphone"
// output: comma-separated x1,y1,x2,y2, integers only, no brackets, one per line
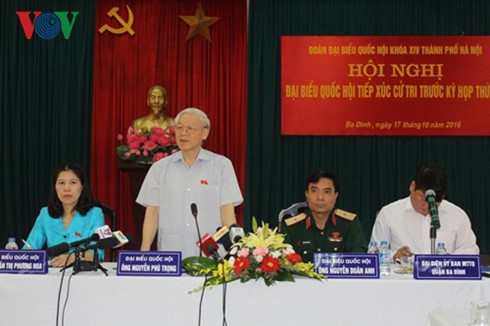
81,236,120,252
112,231,130,248
196,233,219,257
191,203,203,257
95,225,113,239
221,235,233,252
425,189,441,229
229,224,245,243
215,226,233,252
47,233,100,257
191,203,198,217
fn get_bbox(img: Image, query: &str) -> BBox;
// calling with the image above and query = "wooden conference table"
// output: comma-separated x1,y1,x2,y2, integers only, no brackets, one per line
0,263,488,326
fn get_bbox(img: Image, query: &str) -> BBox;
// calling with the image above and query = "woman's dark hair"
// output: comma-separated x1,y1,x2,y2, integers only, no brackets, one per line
47,162,95,218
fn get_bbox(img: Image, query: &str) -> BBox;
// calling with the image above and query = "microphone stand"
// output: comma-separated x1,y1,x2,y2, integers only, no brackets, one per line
60,247,83,273
61,247,108,275
89,249,109,276
430,225,437,255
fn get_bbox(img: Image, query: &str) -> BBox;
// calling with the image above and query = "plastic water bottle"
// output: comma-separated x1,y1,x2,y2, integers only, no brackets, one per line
379,240,391,275
436,242,447,255
367,240,379,254
5,238,19,250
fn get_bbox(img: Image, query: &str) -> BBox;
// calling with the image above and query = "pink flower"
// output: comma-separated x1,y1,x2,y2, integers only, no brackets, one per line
117,134,123,141
151,127,165,136
237,248,250,258
152,152,166,163
124,152,131,158
157,136,172,147
143,140,157,151
253,246,269,257
143,150,149,157
171,148,178,154
128,140,140,150
126,133,139,143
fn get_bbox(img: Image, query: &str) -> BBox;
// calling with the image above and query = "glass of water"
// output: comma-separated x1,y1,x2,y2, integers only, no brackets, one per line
470,300,490,326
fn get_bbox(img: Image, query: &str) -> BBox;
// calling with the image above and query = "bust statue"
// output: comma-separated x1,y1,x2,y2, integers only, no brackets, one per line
132,85,174,131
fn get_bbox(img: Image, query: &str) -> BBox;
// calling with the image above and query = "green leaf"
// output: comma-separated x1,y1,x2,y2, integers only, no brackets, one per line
116,145,131,159
252,216,258,232
182,256,218,275
276,270,295,282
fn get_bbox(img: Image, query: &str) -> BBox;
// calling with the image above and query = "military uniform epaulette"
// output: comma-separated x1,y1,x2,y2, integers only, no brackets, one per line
334,208,356,221
284,212,307,227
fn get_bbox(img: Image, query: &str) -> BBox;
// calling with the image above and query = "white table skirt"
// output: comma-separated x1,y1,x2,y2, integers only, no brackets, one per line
0,263,489,326
427,310,472,326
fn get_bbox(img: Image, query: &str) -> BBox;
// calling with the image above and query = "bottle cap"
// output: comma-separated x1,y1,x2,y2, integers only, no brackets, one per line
7,237,15,242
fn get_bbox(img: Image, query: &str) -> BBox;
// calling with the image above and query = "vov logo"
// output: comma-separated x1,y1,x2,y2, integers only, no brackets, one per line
16,11,79,40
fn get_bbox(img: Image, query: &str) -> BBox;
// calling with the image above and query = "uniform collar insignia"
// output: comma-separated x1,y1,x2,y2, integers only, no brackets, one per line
328,231,343,242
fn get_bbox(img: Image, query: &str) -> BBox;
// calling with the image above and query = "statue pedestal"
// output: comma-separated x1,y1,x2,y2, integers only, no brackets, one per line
117,160,157,250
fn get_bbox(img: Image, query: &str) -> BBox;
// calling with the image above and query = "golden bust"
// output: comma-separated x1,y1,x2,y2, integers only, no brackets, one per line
132,85,174,131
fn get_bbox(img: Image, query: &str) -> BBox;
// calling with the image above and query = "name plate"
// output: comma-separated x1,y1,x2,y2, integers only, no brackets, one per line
414,254,481,280
314,253,380,278
117,251,182,276
0,250,48,274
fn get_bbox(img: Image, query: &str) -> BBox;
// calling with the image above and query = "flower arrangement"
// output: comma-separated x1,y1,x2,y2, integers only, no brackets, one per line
182,218,325,291
116,126,178,164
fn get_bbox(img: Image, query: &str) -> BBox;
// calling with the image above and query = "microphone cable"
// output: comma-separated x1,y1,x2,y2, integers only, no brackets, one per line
197,275,208,326
221,262,228,326
61,272,75,326
55,252,74,326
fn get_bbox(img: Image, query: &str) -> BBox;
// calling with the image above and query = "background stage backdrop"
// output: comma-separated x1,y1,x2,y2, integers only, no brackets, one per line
1,0,489,255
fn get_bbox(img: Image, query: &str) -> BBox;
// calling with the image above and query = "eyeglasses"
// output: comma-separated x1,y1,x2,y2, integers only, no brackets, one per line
175,125,205,135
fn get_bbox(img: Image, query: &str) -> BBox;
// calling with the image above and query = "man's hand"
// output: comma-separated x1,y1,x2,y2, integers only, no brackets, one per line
393,245,413,261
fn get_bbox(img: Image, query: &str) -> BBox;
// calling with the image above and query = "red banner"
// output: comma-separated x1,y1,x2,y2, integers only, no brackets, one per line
281,36,490,135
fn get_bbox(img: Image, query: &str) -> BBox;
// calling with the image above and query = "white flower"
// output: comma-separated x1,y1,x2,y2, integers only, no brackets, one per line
271,250,282,258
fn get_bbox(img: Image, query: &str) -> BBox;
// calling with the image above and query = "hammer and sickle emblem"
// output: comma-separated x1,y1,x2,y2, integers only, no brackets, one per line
98,5,135,35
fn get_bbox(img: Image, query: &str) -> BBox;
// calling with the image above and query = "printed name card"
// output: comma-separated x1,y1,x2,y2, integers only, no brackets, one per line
314,253,379,278
414,254,481,280
117,251,182,276
0,250,48,274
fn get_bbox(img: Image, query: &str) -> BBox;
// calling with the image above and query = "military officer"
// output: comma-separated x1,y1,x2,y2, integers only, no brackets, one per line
282,170,368,262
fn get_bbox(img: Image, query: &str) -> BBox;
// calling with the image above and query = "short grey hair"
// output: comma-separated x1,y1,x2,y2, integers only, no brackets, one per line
175,108,210,131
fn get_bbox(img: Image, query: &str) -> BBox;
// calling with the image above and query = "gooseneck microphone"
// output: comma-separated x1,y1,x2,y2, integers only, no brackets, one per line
191,203,203,257
425,189,441,229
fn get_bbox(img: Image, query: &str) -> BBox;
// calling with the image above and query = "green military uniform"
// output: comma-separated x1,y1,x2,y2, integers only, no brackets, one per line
282,208,368,263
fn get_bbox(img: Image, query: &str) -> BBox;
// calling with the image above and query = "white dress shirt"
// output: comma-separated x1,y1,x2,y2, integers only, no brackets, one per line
371,196,479,258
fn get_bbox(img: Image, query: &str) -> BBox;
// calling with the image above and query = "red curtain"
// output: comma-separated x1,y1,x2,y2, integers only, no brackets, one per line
91,0,247,238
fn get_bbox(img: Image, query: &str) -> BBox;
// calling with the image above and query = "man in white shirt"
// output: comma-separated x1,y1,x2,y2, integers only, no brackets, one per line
371,163,479,261
136,108,243,258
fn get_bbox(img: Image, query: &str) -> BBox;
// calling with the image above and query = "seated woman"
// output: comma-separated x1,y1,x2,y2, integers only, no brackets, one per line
24,162,104,267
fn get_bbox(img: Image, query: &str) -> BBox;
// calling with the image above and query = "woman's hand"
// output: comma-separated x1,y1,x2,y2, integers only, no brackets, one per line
49,254,73,267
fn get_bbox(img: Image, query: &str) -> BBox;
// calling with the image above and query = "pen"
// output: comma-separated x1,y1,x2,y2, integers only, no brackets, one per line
22,239,32,249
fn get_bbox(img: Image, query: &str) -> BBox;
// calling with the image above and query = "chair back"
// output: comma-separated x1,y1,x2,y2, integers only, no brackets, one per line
278,201,308,232
94,201,117,262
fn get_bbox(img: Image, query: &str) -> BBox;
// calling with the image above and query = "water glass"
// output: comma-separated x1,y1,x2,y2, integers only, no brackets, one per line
399,256,414,274
470,301,490,326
